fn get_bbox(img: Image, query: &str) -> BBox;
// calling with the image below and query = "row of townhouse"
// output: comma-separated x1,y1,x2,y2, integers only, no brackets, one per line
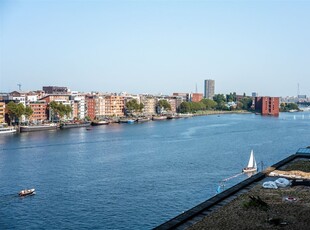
0,87,192,124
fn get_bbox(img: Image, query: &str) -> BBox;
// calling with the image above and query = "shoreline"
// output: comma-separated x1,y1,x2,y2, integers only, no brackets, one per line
192,110,252,116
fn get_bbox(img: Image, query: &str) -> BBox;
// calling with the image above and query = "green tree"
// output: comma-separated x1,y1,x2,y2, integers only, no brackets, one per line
189,102,206,112
24,106,33,121
201,98,217,110
126,99,141,113
158,100,171,111
213,94,227,110
6,102,25,125
238,97,253,110
226,92,237,102
49,101,72,121
280,103,299,112
178,102,191,113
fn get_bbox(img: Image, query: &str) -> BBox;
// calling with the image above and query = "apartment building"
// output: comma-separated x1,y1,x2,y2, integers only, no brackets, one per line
204,79,215,99
0,102,5,123
85,95,96,120
29,101,48,122
10,91,26,107
43,86,68,95
255,96,279,116
191,93,203,102
172,93,190,102
140,96,156,115
104,95,125,117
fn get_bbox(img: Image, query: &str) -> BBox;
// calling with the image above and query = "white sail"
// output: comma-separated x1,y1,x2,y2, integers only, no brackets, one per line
247,150,257,169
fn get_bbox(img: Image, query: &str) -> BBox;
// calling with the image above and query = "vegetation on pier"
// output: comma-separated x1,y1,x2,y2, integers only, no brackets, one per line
280,102,299,112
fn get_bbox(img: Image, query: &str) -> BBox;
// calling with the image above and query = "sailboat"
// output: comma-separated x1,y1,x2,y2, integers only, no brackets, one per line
242,150,257,173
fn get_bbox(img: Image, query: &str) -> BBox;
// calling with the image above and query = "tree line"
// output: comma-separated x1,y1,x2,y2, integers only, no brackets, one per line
179,94,253,113
125,93,254,114
6,101,33,125
6,101,72,125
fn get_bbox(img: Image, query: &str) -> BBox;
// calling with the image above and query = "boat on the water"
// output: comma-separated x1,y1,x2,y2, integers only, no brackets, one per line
20,124,58,132
19,188,36,196
60,121,91,129
91,120,109,126
136,117,151,122
119,118,136,124
0,126,17,134
152,115,167,121
243,149,257,173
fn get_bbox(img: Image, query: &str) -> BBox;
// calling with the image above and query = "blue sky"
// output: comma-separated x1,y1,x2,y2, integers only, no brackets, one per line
1,0,309,97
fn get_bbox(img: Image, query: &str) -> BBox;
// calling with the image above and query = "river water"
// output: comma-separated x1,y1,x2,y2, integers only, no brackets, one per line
0,112,309,229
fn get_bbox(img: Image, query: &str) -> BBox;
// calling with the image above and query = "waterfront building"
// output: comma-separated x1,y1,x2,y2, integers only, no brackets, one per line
166,98,177,113
191,93,203,102
40,94,70,104
85,95,96,120
34,90,46,100
29,101,48,122
70,95,86,120
166,96,184,113
10,91,27,107
95,96,106,118
0,102,5,123
172,93,190,102
104,95,125,117
26,93,38,104
140,96,157,115
204,79,215,99
43,86,68,95
255,96,279,116
0,93,12,101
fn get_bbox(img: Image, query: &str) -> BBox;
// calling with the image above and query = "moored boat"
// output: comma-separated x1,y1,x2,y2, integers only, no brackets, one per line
136,117,151,122
60,121,91,129
243,150,257,173
20,124,58,132
152,115,167,121
0,126,17,134
119,118,136,124
177,113,193,118
91,120,109,126
19,188,36,196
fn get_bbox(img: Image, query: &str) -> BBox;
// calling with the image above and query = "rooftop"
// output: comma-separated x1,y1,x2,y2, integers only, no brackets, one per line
155,148,310,230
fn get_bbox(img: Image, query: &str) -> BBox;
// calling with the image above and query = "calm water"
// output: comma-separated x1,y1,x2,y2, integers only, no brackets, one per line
1,112,310,229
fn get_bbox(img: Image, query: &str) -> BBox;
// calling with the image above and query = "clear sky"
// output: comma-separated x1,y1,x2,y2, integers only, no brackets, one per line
1,0,309,97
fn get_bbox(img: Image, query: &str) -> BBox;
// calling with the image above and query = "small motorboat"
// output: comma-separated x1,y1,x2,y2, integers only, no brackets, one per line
19,188,36,196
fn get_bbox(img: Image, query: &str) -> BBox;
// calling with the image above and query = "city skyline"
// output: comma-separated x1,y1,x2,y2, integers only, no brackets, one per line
1,0,310,97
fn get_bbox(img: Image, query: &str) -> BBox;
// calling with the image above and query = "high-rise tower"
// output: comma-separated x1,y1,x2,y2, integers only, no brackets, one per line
204,79,215,99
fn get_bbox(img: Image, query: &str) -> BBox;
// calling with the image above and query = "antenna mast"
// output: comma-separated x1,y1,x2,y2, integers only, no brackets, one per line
17,83,22,91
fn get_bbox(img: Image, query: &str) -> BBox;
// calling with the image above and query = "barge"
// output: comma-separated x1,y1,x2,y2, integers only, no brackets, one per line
60,121,91,129
20,124,58,132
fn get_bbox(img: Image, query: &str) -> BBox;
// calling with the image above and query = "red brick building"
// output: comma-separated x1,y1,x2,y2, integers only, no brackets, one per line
29,101,48,122
255,97,279,116
191,93,203,102
85,95,96,120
